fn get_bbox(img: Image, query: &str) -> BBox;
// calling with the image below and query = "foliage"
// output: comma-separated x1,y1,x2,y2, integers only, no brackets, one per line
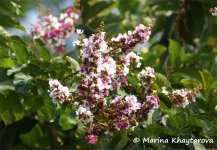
0,0,217,150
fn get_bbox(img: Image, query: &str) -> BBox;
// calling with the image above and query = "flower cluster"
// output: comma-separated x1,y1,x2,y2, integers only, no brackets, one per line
86,134,98,145
31,8,79,53
146,95,159,109
162,87,196,107
110,95,141,130
138,67,155,79
73,24,160,144
109,24,151,51
75,101,94,123
49,79,71,104
210,7,217,16
110,94,159,130
47,23,198,145
138,66,156,88
123,52,142,75
77,32,119,102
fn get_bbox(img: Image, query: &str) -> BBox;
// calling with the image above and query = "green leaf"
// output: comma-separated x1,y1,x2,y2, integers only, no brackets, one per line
20,124,50,148
75,122,87,138
168,39,185,68
20,125,42,147
159,100,172,115
150,44,167,57
87,14,123,35
147,109,154,125
7,36,30,64
37,96,56,121
0,58,15,68
7,64,26,76
66,56,79,71
118,0,139,13
128,74,139,91
0,1,23,16
199,69,213,91
0,14,25,31
0,80,15,93
47,58,72,79
0,94,14,125
0,26,9,37
117,89,127,96
34,39,51,60
59,109,78,131
82,1,114,22
0,1,25,30
23,95,43,112
193,143,206,150
161,115,169,126
13,72,33,93
0,92,23,125
0,46,8,58
181,79,202,89
154,73,171,91
168,112,188,129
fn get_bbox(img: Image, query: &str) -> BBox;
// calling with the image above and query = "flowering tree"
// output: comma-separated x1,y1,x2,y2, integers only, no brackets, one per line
0,0,217,149
48,23,198,144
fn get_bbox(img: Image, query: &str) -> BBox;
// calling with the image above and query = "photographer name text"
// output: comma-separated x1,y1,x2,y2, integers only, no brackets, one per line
133,137,213,145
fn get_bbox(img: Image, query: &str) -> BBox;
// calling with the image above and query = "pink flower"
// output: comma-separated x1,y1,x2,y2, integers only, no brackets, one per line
162,88,196,107
49,79,71,104
86,134,98,145
138,67,155,79
125,95,141,114
211,7,217,16
114,121,129,130
124,52,142,68
111,96,123,104
146,96,159,109
111,24,151,50
31,8,79,54
135,24,151,43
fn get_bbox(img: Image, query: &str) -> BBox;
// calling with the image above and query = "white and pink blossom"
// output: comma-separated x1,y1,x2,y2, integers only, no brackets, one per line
211,7,217,16
138,66,155,79
49,79,71,104
31,8,79,53
162,88,196,107
146,95,159,109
